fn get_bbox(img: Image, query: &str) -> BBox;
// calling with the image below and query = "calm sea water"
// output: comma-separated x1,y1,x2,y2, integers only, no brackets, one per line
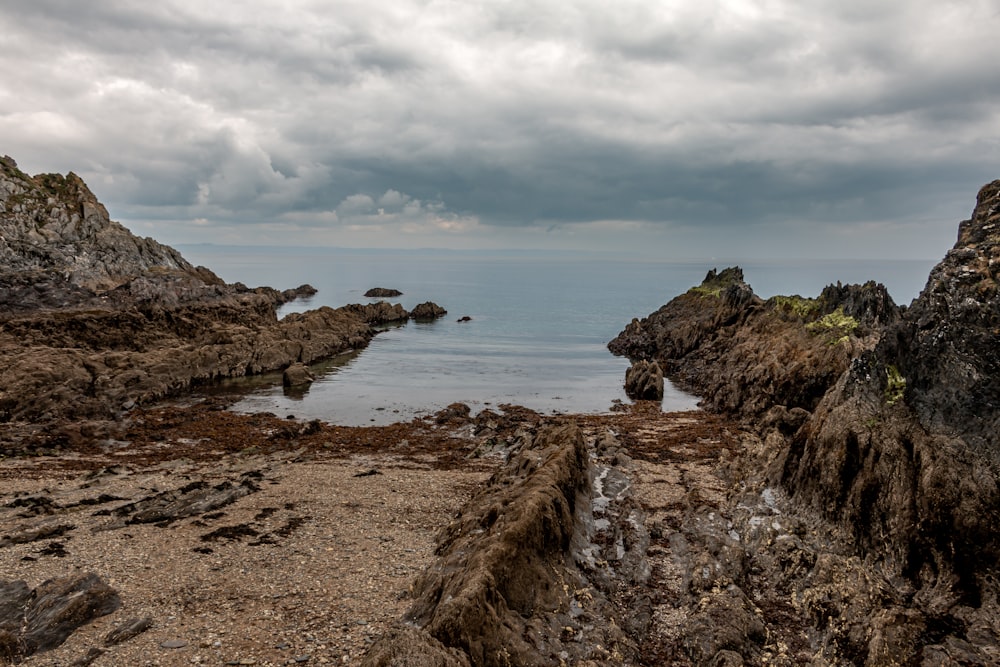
178,246,937,426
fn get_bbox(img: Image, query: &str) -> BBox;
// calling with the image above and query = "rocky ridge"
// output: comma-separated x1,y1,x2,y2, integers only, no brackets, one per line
609,180,1000,663
0,159,445,450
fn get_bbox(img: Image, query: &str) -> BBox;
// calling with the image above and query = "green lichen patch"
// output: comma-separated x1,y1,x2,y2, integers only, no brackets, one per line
769,295,820,320
885,365,906,406
806,307,859,344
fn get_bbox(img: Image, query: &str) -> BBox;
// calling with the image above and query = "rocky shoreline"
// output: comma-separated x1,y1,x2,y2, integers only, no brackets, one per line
3,156,1000,665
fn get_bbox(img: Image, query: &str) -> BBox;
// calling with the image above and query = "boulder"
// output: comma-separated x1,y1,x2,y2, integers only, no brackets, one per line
282,362,315,387
624,359,664,400
410,301,448,320
0,574,120,661
364,287,403,297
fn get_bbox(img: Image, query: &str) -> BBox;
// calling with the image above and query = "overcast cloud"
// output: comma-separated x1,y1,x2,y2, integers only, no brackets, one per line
1,0,998,257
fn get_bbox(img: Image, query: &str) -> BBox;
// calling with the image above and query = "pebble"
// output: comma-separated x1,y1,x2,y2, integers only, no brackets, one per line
161,639,189,649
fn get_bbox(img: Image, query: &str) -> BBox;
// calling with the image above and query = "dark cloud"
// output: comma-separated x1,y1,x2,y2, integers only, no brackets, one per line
1,0,997,257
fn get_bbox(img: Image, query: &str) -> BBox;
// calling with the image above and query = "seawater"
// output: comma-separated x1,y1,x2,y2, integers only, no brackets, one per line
178,246,937,426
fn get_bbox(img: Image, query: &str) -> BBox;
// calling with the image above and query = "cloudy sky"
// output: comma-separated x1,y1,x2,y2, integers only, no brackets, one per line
2,0,998,258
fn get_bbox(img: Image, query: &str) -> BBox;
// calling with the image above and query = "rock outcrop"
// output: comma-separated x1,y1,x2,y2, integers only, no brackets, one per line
0,156,195,295
0,158,379,444
410,301,448,320
364,422,652,666
364,287,403,298
610,179,1000,662
624,359,664,400
609,267,899,418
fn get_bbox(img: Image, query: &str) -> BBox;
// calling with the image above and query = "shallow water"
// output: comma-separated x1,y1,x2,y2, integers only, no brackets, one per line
179,246,937,426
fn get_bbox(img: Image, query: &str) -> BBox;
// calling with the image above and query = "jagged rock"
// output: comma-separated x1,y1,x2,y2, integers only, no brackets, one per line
0,574,120,661
98,471,262,528
342,302,409,324
624,359,664,400
280,284,317,303
410,301,448,320
364,422,651,666
282,362,315,387
609,267,897,417
0,158,382,437
0,157,193,293
433,402,471,424
613,179,1000,661
364,287,403,298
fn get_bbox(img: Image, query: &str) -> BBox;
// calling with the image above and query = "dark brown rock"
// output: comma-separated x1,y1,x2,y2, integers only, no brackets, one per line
104,616,153,646
282,362,315,387
364,287,403,298
0,573,120,660
364,422,651,666
409,301,447,320
362,625,470,667
624,359,664,400
341,302,409,324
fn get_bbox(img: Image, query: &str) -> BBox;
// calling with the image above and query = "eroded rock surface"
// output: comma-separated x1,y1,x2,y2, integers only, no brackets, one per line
625,359,664,400
0,574,120,662
0,158,379,444
610,180,1000,663
364,421,653,666
410,301,448,320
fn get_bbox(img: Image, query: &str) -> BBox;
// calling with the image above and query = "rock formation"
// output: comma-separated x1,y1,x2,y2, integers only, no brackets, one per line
0,158,379,445
410,301,448,320
282,362,316,387
624,359,664,400
0,574,120,661
364,287,403,298
364,422,652,666
609,179,1000,663
0,155,195,295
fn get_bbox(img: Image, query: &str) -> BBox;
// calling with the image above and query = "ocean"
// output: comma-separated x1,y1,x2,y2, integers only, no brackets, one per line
177,246,938,426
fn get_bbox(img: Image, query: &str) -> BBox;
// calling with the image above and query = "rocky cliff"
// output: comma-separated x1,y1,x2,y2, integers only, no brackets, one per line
610,180,1000,663
0,155,196,296
0,158,383,447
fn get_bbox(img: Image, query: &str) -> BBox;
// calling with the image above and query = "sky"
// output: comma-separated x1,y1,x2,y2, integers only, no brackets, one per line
1,0,999,259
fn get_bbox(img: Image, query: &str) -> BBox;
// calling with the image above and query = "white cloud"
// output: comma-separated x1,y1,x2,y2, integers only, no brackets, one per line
1,0,997,257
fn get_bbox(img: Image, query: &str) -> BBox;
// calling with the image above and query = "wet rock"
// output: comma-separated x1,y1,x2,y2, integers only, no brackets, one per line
434,402,471,424
624,359,664,400
409,301,448,320
104,616,154,646
364,287,403,298
0,573,120,660
457,315,472,322
282,362,315,387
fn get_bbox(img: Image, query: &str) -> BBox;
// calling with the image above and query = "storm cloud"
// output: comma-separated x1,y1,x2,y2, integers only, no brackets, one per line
2,0,998,257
